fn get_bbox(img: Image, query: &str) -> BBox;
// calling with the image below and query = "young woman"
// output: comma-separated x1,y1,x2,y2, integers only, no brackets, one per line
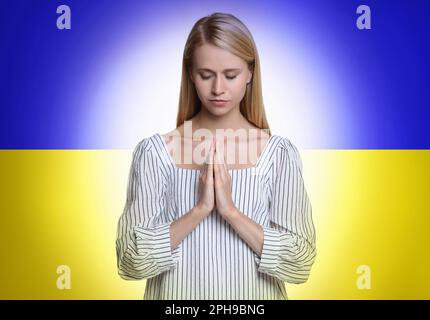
116,12,316,300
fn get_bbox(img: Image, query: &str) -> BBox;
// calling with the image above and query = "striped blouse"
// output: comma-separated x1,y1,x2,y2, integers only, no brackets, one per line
116,133,316,300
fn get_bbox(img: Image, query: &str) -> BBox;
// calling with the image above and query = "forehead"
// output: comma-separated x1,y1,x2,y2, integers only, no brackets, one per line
193,43,246,69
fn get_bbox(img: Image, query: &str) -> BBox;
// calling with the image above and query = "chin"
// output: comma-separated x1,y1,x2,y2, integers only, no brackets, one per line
208,107,233,116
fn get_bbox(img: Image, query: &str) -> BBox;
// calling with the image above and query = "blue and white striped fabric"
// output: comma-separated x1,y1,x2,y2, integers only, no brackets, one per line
116,133,316,300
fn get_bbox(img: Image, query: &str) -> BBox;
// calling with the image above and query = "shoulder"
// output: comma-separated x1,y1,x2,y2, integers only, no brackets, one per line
272,135,303,171
130,134,162,165
133,133,161,153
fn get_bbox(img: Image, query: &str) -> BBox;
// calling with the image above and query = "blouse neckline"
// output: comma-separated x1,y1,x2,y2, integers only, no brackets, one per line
155,132,276,172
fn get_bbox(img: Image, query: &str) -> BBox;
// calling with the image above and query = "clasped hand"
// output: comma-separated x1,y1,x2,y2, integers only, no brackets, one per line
197,137,236,218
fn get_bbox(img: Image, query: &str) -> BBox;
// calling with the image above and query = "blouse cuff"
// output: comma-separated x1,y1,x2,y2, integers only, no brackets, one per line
134,223,181,274
254,226,281,277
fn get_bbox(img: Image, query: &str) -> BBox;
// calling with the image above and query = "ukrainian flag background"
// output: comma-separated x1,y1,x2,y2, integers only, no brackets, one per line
1,0,429,299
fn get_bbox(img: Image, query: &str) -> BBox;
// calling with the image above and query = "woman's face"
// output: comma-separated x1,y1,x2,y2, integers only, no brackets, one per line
190,42,252,116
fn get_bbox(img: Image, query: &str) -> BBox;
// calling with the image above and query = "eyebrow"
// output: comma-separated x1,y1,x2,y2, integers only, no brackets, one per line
198,68,241,73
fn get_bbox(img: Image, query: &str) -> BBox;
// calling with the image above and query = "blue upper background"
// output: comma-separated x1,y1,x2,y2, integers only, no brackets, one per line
1,0,429,149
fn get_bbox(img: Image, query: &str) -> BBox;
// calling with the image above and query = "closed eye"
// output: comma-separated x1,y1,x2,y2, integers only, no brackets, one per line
200,74,237,80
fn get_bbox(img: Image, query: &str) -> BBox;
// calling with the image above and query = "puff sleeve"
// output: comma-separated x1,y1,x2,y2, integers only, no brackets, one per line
254,138,316,284
116,139,181,280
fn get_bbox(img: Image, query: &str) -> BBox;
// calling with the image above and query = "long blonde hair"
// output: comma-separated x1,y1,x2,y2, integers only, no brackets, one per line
176,12,271,136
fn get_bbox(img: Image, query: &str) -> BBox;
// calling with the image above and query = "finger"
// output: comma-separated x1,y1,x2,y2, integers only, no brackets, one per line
213,145,219,177
203,144,209,174
220,144,228,173
215,138,221,164
216,139,227,177
205,139,214,169
207,141,214,181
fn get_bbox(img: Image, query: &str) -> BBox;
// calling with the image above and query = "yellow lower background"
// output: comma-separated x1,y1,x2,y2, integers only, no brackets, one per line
0,150,429,299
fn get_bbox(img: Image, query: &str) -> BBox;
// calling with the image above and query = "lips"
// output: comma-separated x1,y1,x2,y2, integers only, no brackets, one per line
209,99,228,107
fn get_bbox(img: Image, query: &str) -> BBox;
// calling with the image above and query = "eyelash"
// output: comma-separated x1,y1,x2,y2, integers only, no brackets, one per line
200,75,237,80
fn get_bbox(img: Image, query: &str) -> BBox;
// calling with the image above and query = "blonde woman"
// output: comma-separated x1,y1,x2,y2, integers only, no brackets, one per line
116,12,316,300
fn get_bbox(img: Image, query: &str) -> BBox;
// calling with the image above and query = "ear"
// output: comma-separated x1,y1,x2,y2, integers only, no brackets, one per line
247,69,253,84
189,66,195,84
246,63,253,84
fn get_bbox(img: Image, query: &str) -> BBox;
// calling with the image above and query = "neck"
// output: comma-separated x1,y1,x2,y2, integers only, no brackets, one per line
190,106,252,137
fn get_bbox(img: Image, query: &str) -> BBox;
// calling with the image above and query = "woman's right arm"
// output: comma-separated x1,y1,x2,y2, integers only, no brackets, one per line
170,141,215,249
169,205,209,250
116,139,213,280
116,140,182,280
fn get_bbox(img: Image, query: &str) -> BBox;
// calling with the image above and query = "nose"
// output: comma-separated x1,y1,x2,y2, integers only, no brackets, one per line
211,75,225,96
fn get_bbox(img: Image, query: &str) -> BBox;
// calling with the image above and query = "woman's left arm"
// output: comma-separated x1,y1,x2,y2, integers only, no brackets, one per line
223,140,317,284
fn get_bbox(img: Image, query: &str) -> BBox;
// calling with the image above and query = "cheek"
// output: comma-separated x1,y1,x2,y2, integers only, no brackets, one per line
194,80,209,91
231,81,248,96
